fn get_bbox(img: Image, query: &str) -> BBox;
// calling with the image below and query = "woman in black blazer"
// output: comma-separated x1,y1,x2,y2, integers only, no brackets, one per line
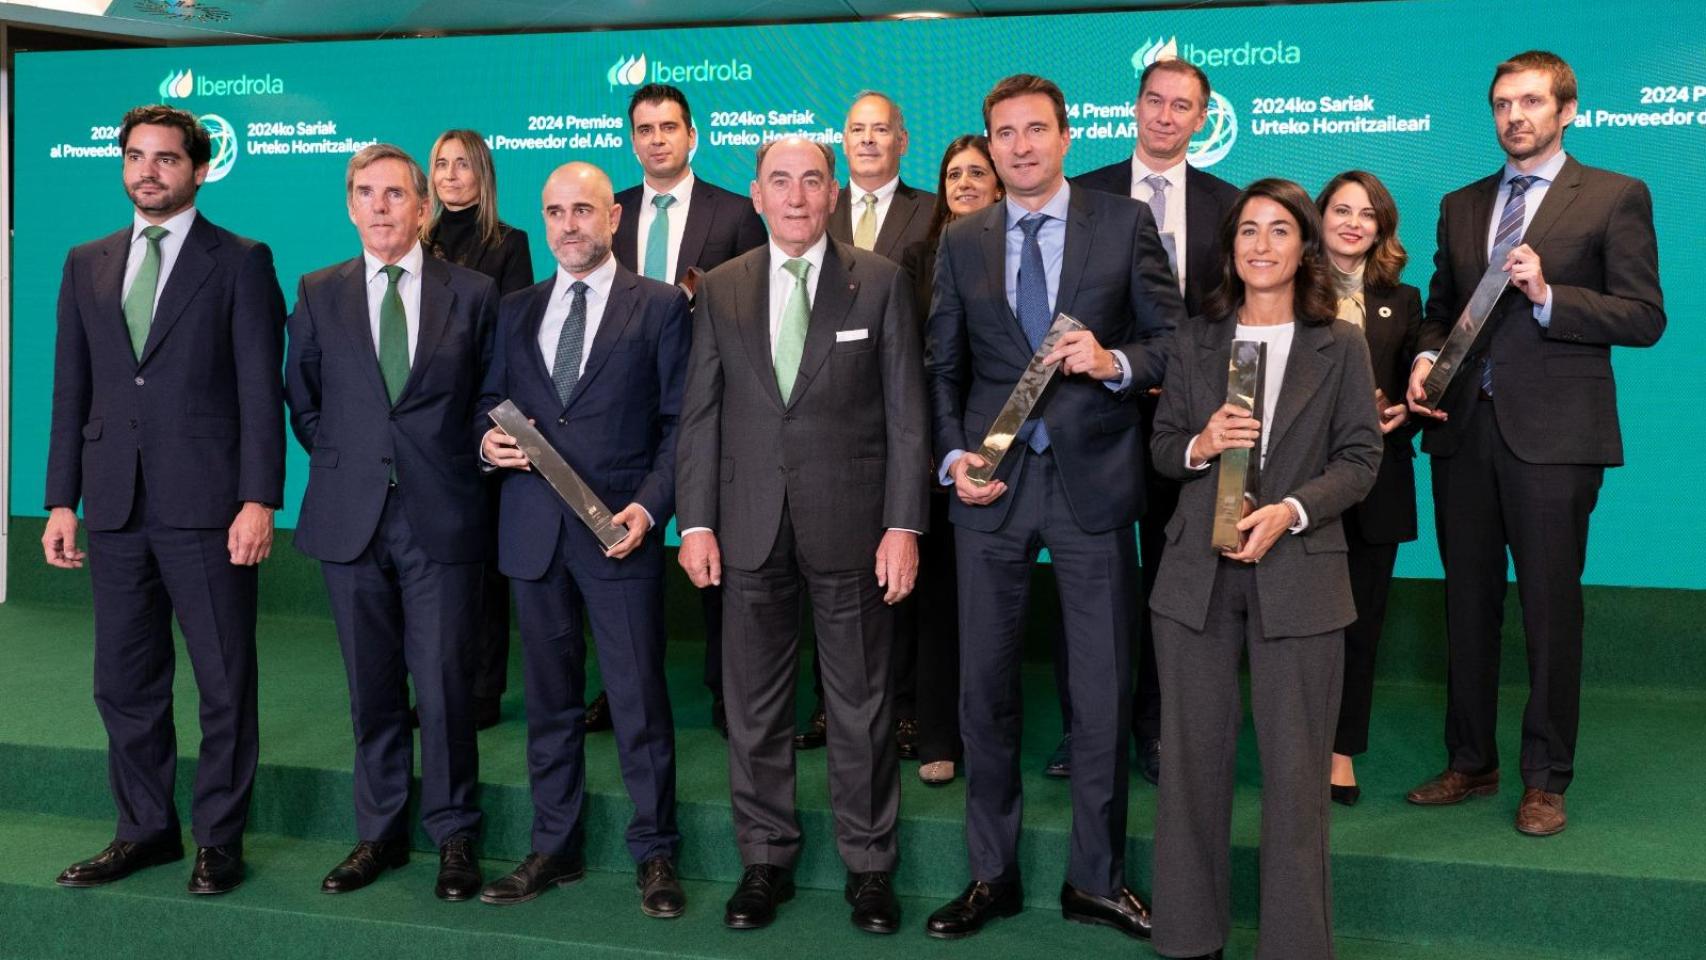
1315,171,1424,805
1148,178,1381,960
423,129,534,730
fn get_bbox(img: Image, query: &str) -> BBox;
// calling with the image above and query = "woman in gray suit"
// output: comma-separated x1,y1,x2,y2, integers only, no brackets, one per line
1146,178,1382,960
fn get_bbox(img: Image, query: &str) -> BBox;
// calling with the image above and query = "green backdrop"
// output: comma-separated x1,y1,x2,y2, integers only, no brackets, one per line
10,0,1702,588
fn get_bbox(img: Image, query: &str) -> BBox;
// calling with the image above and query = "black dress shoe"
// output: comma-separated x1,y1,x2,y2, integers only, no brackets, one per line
480,851,585,905
925,880,1023,939
321,837,409,894
792,706,827,750
584,691,613,732
1331,783,1361,807
1060,882,1151,940
637,857,686,918
711,697,728,739
435,835,481,902
474,696,502,731
846,871,899,934
1138,738,1161,786
56,837,185,888
724,864,794,929
1044,735,1072,779
895,718,920,760
187,844,244,895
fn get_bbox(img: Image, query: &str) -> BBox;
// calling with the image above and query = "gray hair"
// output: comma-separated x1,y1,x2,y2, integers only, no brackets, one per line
346,143,428,200
849,90,906,131
754,137,837,179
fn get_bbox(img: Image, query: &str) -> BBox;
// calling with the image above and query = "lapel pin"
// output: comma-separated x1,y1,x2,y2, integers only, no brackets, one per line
1378,305,1392,318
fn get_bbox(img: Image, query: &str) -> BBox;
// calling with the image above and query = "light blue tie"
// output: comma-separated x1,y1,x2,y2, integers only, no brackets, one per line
1482,175,1537,397
643,193,675,281
1016,213,1051,453
1143,174,1169,231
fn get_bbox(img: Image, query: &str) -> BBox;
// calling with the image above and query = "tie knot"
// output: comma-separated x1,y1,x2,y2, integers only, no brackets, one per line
140,225,168,243
1509,175,1538,196
783,258,811,282
381,264,404,285
653,193,676,210
860,194,876,209
569,280,589,297
1144,174,1169,194
1017,213,1048,238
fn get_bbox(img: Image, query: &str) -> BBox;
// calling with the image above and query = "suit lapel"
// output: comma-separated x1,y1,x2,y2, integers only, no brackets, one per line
1521,156,1583,250
1195,316,1234,405
336,258,394,408
569,265,639,405
521,280,557,394
1469,172,1499,268
737,251,786,412
93,228,135,367
977,206,1033,360
1184,167,1219,293
675,178,717,281
397,256,453,406
786,242,856,407
612,191,639,273
1054,187,1093,318
1265,322,1331,454
875,184,920,259
139,216,217,365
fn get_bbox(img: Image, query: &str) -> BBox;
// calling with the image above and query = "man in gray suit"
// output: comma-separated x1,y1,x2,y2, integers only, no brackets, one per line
675,136,930,935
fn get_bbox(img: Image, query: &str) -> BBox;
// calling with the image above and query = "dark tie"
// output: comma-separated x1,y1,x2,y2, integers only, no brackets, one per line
377,264,410,404
1016,213,1051,452
551,280,589,405
1483,175,1538,396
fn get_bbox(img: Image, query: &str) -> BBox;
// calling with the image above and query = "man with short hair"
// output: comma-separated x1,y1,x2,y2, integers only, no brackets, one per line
476,162,689,917
676,136,929,934
924,74,1182,941
1062,56,1243,785
284,143,498,899
1404,50,1664,837
827,91,934,263
46,103,285,897
594,82,768,739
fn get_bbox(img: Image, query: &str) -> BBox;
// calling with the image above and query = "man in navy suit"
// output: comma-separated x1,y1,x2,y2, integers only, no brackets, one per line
475,162,690,917
284,143,497,901
923,75,1182,941
45,104,285,897
596,83,767,738
1062,57,1243,784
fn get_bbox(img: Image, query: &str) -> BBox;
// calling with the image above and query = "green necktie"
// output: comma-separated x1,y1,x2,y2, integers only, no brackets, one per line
123,225,169,359
377,264,410,404
852,194,878,250
644,193,676,280
774,258,811,401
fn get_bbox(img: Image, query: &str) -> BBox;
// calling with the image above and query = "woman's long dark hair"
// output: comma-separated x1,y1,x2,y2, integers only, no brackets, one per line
925,134,1004,245
1202,177,1337,326
1314,169,1408,292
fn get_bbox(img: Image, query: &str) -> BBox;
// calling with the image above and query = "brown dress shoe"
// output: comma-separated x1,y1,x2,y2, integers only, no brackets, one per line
1516,788,1567,836
1406,768,1499,805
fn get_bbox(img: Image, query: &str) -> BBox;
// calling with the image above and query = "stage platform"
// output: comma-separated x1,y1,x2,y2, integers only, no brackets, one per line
2,528,1702,959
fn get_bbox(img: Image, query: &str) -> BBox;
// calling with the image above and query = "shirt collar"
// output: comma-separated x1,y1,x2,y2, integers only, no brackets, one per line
1133,155,1188,190
554,253,619,299
769,234,829,277
642,169,696,208
1005,180,1071,230
363,241,424,282
851,174,900,205
132,206,198,243
1503,149,1567,187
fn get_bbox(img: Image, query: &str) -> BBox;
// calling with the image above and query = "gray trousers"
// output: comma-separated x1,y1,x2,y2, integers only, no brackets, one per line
1152,559,1343,960
721,505,900,873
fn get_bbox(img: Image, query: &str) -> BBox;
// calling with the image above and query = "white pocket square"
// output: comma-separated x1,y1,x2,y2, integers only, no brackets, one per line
836,328,870,343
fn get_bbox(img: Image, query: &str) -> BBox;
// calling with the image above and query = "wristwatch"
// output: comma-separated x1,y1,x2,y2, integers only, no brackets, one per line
1108,350,1126,382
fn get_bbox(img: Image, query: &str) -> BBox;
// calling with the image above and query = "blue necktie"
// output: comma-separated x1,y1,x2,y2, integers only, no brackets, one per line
1016,213,1051,453
551,281,589,405
1482,175,1537,397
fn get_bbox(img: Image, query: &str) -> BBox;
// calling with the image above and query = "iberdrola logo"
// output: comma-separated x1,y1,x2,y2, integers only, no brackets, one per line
1131,35,1238,168
608,53,647,89
159,68,194,99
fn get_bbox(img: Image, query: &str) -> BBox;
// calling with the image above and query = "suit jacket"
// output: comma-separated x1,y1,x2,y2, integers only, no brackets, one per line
676,240,930,572
284,253,498,564
1149,315,1383,637
828,180,935,263
1419,155,1665,464
427,221,534,297
1072,159,1242,317
1352,283,1424,545
477,265,690,581
613,175,768,284
925,185,1184,534
46,214,286,531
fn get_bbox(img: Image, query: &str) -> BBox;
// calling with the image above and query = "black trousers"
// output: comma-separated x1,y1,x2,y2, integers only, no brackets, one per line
87,484,258,848
1432,396,1602,794
1335,509,1399,756
472,478,511,701
890,490,961,762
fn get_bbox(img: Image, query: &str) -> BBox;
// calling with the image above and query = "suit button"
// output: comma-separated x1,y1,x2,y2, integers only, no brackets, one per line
134,376,145,386
388,414,398,422
129,419,138,429
381,457,392,465
783,415,795,423
558,417,567,425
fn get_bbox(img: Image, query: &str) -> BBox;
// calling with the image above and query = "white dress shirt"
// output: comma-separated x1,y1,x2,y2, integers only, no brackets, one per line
538,254,618,378
362,242,425,362
847,174,900,241
634,169,696,282
1187,321,1310,532
123,206,199,310
1131,155,1188,295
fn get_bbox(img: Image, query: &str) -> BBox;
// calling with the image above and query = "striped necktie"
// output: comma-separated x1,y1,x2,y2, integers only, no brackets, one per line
1482,175,1537,396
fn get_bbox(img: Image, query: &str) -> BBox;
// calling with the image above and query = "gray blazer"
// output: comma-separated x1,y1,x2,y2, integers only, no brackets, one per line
1149,313,1382,638
676,239,931,573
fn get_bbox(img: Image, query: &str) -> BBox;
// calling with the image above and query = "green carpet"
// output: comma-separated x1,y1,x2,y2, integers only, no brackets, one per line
2,597,1703,959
